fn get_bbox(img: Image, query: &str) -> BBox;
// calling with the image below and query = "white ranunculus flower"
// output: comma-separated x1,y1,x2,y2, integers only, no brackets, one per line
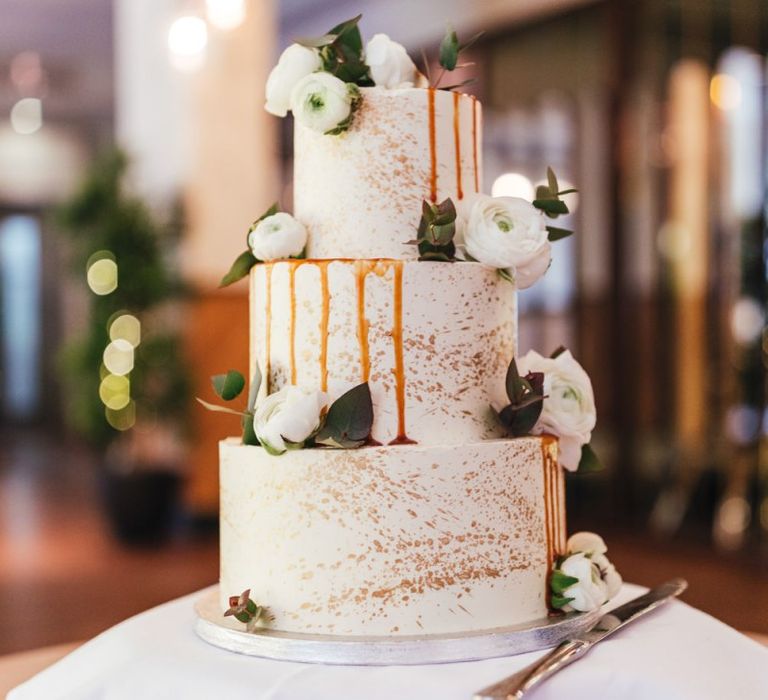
290,72,359,134
247,212,307,261
559,552,608,613
463,194,551,288
516,349,596,471
253,385,329,455
567,531,607,557
265,44,323,117
592,552,623,600
365,33,419,89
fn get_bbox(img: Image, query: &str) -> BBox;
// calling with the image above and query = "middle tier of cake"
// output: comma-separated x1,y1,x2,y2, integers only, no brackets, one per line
250,259,517,446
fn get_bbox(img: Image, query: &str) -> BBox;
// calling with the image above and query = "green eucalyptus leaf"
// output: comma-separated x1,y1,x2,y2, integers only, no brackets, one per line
536,184,554,200
547,166,559,195
212,370,246,400
551,570,580,595
195,398,248,417
328,15,363,52
314,382,373,448
241,413,259,446
220,250,258,288
550,594,575,609
498,268,515,284
533,198,569,217
550,345,567,359
578,443,604,473
439,24,460,70
498,399,543,437
558,188,578,195
439,78,478,91
505,357,523,403
546,226,573,242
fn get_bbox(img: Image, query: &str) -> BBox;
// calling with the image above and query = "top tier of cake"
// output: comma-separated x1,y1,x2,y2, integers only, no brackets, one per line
294,87,481,259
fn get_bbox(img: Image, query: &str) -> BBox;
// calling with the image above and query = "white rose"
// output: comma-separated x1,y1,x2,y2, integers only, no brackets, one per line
463,194,551,287
290,72,358,134
253,385,329,455
517,349,596,471
265,44,322,117
559,552,608,613
365,33,419,89
247,212,307,261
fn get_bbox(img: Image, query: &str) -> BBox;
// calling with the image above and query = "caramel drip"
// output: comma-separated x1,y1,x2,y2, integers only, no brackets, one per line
389,261,415,445
427,88,437,202
355,261,371,383
471,96,479,193
288,263,297,385
319,261,330,392
541,435,558,609
453,91,463,200
264,264,273,394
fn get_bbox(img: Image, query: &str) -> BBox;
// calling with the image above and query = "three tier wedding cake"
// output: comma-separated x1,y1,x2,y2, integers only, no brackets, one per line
204,16,621,638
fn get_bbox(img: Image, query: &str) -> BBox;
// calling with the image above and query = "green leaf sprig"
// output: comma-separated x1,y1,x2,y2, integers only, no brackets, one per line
295,15,373,86
495,357,546,437
196,366,261,446
422,24,483,90
533,167,578,242
312,382,374,448
224,589,268,631
408,198,458,262
550,567,579,609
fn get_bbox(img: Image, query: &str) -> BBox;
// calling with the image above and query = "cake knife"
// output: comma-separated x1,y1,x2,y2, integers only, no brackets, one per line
473,578,688,700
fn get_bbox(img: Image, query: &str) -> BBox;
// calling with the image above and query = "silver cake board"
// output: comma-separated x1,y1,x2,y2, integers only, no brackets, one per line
194,586,600,666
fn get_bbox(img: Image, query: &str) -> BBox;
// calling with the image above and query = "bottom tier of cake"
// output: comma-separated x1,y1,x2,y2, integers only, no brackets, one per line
219,436,566,637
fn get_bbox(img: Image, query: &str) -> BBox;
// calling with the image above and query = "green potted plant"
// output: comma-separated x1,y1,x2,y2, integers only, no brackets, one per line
57,150,190,545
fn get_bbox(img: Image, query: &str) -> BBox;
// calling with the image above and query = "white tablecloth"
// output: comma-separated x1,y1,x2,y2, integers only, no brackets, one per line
10,583,768,700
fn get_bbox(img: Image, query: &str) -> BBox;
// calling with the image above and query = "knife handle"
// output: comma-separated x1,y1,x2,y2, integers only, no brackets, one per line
474,639,590,699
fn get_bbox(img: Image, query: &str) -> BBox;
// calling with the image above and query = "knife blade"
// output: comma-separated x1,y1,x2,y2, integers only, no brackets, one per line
473,578,688,700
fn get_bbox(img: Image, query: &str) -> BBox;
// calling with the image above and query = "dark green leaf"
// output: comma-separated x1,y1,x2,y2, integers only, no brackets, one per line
438,25,459,70
418,239,456,262
497,267,514,283
195,398,247,417
328,14,363,53
212,370,246,400
536,184,554,200
498,398,543,437
533,198,569,217
577,443,604,473
551,570,580,595
550,594,575,609
505,357,524,403
546,226,573,242
313,382,373,448
257,202,279,222
547,166,559,194
440,78,477,91
241,413,259,446
550,345,567,359
220,250,258,288
558,188,578,195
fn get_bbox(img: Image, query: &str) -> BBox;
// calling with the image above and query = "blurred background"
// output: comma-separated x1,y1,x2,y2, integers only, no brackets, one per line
1,0,767,657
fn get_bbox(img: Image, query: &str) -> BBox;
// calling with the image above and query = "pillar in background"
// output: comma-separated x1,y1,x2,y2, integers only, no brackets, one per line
115,0,277,516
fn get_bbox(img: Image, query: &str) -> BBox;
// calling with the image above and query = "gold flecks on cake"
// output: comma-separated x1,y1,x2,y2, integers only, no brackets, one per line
219,437,559,636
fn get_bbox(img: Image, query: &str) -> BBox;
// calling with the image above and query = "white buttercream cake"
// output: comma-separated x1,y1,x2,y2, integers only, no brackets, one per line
210,18,625,638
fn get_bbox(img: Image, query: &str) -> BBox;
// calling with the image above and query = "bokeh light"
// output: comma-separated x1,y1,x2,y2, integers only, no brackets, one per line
106,400,136,431
109,313,141,347
99,374,130,410
103,339,135,376
205,0,246,30
730,297,764,345
10,98,43,135
710,74,742,111
168,15,208,71
86,252,118,295
491,172,534,200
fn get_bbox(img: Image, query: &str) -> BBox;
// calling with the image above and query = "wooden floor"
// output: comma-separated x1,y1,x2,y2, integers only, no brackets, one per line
1,427,766,656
